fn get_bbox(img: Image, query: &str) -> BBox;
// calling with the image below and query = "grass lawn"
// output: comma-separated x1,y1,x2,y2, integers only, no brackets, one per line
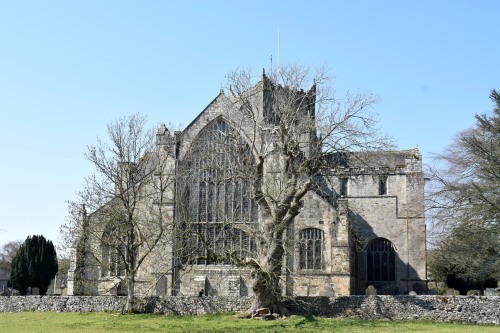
0,312,497,333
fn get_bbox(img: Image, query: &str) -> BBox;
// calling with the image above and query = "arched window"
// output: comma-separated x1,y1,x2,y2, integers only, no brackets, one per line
179,119,257,265
299,228,324,270
366,238,396,282
100,224,126,278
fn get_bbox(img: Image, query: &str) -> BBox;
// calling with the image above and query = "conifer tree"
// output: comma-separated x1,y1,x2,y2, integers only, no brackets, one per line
10,235,58,295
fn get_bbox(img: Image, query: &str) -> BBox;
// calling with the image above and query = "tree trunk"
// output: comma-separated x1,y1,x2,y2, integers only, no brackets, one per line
248,236,288,317
249,270,287,316
125,275,135,313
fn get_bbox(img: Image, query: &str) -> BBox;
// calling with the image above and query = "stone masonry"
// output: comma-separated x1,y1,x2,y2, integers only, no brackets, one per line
68,72,427,298
0,296,498,325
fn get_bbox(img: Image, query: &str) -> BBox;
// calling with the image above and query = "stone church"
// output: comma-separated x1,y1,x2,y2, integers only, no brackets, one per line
67,72,426,297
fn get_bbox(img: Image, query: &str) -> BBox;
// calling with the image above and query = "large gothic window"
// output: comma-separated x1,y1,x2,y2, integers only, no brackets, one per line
100,224,126,277
299,228,324,270
178,118,257,265
366,238,396,282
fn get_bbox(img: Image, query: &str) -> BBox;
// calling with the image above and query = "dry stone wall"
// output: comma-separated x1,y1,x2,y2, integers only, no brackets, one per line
0,295,498,324
286,296,500,325
0,296,252,315
0,296,127,313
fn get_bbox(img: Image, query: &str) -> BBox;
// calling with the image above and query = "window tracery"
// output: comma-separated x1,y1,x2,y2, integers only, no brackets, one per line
100,224,126,277
299,228,324,270
366,237,396,282
179,119,257,265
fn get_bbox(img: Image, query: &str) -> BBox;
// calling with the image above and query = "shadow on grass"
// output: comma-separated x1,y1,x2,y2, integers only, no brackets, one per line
294,314,318,328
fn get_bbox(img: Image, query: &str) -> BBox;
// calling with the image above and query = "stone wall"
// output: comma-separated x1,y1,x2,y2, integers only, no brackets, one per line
0,296,128,313
0,295,498,325
286,296,500,325
0,296,252,315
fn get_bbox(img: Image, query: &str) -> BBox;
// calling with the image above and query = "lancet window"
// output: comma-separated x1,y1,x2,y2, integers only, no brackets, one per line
379,176,388,195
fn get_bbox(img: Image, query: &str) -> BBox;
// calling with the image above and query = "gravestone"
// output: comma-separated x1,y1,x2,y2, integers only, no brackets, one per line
155,275,167,296
484,288,500,296
445,288,459,296
428,288,439,295
365,285,377,295
32,287,40,295
325,284,335,297
409,291,417,296
467,290,481,296
412,282,423,294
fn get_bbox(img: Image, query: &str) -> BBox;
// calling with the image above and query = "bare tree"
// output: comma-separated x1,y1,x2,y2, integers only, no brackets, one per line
177,65,393,315
62,114,177,312
0,240,22,274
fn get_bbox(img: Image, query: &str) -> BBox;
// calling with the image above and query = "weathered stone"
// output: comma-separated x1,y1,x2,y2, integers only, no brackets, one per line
365,285,377,295
428,288,438,295
485,288,499,296
68,77,427,299
234,312,251,319
0,295,498,325
252,307,270,317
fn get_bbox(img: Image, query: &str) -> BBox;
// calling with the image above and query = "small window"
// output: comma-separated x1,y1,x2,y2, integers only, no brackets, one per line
340,178,348,196
379,176,387,195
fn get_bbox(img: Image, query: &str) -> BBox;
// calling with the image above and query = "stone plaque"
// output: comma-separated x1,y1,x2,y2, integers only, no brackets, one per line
227,276,240,296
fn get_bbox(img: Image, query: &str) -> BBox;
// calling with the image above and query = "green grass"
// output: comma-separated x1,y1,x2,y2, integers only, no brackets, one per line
0,312,497,333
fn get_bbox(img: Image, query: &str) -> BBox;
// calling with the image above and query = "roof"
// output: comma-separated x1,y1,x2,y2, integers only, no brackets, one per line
327,146,421,170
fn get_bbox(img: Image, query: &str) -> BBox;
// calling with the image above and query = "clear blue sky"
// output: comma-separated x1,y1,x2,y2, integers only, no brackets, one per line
0,1,498,248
